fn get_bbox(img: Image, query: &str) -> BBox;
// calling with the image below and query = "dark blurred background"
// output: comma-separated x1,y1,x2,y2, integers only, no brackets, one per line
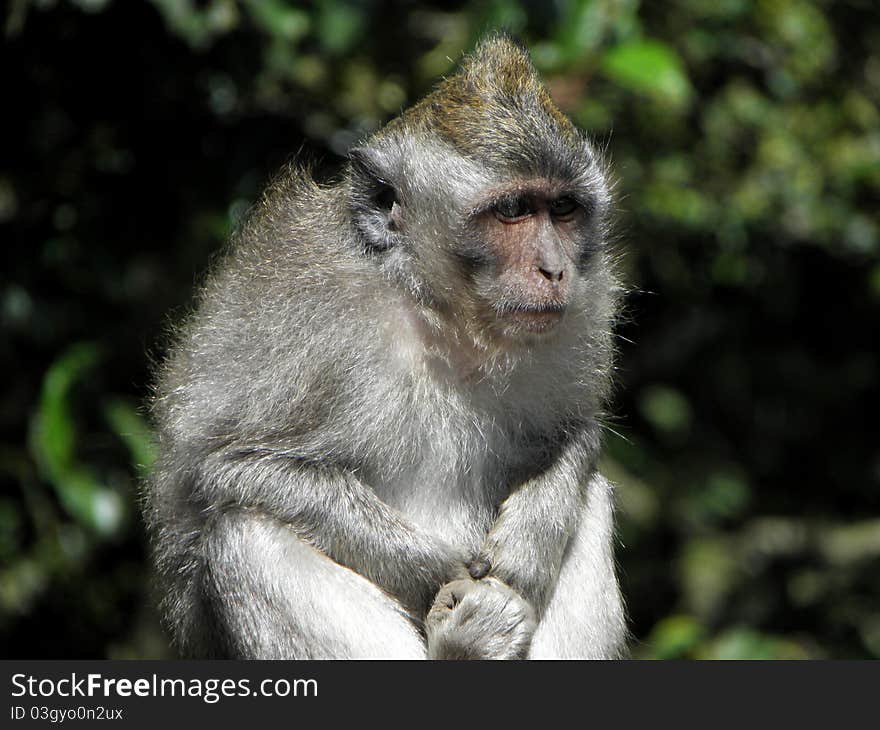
2,0,878,659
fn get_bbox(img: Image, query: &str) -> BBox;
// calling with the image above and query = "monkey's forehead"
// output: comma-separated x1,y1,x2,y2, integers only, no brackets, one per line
359,131,603,214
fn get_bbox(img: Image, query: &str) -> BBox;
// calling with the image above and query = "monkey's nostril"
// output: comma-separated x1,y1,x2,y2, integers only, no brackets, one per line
538,267,564,282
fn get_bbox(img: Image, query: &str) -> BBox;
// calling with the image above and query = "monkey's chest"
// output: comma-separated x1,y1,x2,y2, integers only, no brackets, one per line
371,456,502,552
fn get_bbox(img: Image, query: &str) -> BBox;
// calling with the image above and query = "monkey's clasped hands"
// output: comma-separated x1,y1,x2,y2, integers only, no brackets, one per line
426,575,537,661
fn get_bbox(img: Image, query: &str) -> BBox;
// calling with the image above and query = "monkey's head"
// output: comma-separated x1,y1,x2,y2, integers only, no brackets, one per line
348,35,614,353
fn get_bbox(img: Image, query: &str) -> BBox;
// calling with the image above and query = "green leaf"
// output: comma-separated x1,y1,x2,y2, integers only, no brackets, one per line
679,536,739,617
315,0,364,56
600,40,693,108
699,629,811,660
644,615,705,659
28,343,124,536
149,0,241,49
244,0,309,43
31,343,101,477
104,399,158,477
639,385,692,436
554,0,608,61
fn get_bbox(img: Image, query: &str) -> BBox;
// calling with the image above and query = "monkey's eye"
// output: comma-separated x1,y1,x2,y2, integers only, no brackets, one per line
374,183,397,211
493,195,531,222
549,196,578,219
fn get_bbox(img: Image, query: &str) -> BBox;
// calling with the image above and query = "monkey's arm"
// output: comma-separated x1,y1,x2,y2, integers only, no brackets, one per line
201,449,466,618
471,429,598,616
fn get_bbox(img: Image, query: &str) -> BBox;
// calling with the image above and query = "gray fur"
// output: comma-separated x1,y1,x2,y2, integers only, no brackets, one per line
144,34,627,660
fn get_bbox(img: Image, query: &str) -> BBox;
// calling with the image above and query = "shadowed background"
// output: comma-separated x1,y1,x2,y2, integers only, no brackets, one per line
2,0,878,659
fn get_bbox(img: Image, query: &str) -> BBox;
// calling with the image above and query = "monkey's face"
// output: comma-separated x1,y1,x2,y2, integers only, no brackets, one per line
349,150,607,351
462,178,601,343
349,134,610,352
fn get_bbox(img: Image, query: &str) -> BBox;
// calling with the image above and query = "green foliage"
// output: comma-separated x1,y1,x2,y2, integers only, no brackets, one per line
2,0,878,658
103,398,157,478
639,385,693,439
641,615,705,659
601,40,693,109
28,343,125,537
645,617,813,660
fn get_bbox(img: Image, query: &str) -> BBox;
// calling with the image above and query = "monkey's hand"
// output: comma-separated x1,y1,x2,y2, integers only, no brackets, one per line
425,578,536,660
396,551,472,623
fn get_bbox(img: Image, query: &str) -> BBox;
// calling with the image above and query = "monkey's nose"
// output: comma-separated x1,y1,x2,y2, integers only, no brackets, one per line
538,266,564,282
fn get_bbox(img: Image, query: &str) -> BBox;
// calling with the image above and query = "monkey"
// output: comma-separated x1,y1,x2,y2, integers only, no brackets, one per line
144,34,627,660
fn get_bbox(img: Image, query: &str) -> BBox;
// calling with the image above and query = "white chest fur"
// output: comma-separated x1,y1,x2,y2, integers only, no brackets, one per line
369,427,501,553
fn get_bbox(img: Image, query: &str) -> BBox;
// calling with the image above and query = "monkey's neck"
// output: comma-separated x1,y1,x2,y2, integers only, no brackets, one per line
404,304,498,383
411,300,517,384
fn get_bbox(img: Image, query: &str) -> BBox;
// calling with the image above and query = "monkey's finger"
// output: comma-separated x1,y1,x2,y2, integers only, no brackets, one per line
467,556,492,580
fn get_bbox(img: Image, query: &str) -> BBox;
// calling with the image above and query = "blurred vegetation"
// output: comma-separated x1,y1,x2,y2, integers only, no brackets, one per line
1,0,878,659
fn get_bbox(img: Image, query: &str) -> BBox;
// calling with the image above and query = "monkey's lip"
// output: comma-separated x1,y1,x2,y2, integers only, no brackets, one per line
500,304,566,332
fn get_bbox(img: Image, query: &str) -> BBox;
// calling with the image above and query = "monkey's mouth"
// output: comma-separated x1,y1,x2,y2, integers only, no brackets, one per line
497,303,566,333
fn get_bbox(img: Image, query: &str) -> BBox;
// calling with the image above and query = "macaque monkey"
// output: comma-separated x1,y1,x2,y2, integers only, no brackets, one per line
145,34,626,659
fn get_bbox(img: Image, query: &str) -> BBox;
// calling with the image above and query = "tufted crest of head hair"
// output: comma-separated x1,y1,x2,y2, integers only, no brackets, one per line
389,33,584,179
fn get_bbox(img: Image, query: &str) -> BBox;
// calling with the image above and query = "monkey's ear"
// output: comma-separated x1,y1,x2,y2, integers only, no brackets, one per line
348,148,403,253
